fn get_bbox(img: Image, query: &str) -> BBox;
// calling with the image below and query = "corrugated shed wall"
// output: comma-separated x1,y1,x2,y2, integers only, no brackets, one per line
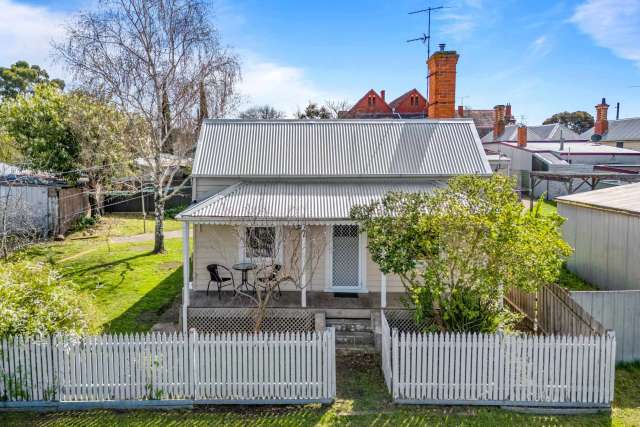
0,184,49,235
560,203,640,291
572,290,640,362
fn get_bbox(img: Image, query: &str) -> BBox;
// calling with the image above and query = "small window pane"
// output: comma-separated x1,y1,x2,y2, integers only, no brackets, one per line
246,227,276,258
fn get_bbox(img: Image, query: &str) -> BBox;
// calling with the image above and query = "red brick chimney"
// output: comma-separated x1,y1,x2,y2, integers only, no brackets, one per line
505,103,515,124
457,105,464,117
594,97,609,136
380,90,385,101
427,44,459,119
493,105,506,140
517,125,527,147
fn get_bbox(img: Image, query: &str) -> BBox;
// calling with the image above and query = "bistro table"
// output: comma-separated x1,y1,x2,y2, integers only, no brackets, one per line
232,262,257,292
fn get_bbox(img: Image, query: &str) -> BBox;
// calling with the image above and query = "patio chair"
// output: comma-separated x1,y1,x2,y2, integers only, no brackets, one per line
254,264,283,299
206,264,236,300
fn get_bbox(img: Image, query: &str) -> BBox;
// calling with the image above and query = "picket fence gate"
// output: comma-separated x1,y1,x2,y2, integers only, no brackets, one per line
0,329,335,408
380,312,616,408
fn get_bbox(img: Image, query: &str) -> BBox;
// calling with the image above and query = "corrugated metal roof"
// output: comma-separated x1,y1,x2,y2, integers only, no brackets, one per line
500,141,640,155
178,181,445,223
556,182,640,216
482,124,581,143
534,152,569,165
192,119,491,177
581,117,640,141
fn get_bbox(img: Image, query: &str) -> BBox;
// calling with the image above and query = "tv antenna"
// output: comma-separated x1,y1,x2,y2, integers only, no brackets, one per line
407,5,450,59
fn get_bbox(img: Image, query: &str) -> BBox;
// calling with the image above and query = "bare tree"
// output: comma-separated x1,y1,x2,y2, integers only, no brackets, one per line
55,0,240,253
325,99,352,119
239,105,285,120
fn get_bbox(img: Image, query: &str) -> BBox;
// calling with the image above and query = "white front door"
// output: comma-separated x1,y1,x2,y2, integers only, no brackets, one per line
327,225,366,292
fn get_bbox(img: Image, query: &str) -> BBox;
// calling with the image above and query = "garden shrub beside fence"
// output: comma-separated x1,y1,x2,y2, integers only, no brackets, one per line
0,329,335,408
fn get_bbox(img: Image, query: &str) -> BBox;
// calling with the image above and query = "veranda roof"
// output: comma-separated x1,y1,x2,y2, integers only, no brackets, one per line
177,181,445,224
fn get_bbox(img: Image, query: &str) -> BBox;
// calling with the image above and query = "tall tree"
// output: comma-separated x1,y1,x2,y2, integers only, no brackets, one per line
543,111,594,135
0,61,64,100
56,0,240,253
0,83,79,174
66,92,137,216
239,105,285,120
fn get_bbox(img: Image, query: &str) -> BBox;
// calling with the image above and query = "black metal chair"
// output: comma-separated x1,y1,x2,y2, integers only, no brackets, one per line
254,264,283,299
206,264,235,300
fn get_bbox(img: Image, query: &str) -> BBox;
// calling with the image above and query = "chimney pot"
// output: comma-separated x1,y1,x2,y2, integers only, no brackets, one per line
380,90,385,101
457,105,464,117
517,125,527,147
439,43,446,52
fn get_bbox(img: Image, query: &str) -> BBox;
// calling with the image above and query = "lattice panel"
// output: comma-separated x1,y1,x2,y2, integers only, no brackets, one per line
332,225,359,288
188,308,315,333
383,309,434,333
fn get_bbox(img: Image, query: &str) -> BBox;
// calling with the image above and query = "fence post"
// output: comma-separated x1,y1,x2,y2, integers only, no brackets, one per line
392,328,399,400
189,329,197,401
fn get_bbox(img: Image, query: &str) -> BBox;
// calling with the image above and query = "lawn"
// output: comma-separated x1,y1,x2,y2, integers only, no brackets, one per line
14,215,185,333
1,356,638,426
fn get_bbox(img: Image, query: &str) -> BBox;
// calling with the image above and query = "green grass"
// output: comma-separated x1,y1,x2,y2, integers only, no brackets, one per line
71,213,181,239
3,355,638,426
558,265,598,291
14,215,185,333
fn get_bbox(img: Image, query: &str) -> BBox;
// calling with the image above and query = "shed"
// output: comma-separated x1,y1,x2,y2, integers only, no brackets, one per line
557,183,640,290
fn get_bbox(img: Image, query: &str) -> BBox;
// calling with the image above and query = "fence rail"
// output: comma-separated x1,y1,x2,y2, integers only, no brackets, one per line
0,330,335,407
380,312,616,408
507,284,607,336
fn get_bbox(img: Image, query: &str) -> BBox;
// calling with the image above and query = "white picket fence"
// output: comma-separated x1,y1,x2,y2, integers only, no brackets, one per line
380,311,616,407
0,330,335,407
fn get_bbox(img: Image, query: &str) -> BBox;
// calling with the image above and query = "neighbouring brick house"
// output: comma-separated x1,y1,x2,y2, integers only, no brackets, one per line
340,45,514,138
341,45,461,120
581,98,640,151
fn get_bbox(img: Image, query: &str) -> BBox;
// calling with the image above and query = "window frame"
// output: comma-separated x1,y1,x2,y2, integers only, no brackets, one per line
239,226,283,264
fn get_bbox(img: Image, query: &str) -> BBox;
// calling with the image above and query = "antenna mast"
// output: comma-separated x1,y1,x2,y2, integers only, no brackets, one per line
407,5,449,59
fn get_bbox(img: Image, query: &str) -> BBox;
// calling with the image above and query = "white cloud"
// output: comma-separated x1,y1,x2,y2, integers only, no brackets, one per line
237,53,339,117
571,0,640,66
530,35,551,57
0,0,69,78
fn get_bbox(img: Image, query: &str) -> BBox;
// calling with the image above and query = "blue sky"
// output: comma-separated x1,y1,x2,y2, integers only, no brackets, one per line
2,0,640,123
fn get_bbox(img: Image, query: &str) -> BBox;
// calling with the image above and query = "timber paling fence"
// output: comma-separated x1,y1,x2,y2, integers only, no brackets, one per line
380,310,616,408
0,329,336,409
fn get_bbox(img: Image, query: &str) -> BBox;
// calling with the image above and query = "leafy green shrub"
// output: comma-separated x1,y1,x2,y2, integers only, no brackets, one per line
165,204,188,219
0,260,95,336
71,215,99,233
352,175,571,333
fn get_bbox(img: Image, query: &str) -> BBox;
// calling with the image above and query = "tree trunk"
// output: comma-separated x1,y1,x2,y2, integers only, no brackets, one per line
153,189,165,253
95,183,104,217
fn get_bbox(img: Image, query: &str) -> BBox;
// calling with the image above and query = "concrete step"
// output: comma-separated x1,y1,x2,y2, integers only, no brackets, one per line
335,331,374,346
326,318,372,333
336,344,378,356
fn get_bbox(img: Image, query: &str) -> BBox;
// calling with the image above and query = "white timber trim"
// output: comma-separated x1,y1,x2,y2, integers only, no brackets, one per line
182,222,190,334
381,272,387,308
324,225,333,291
358,229,367,291
301,225,307,307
